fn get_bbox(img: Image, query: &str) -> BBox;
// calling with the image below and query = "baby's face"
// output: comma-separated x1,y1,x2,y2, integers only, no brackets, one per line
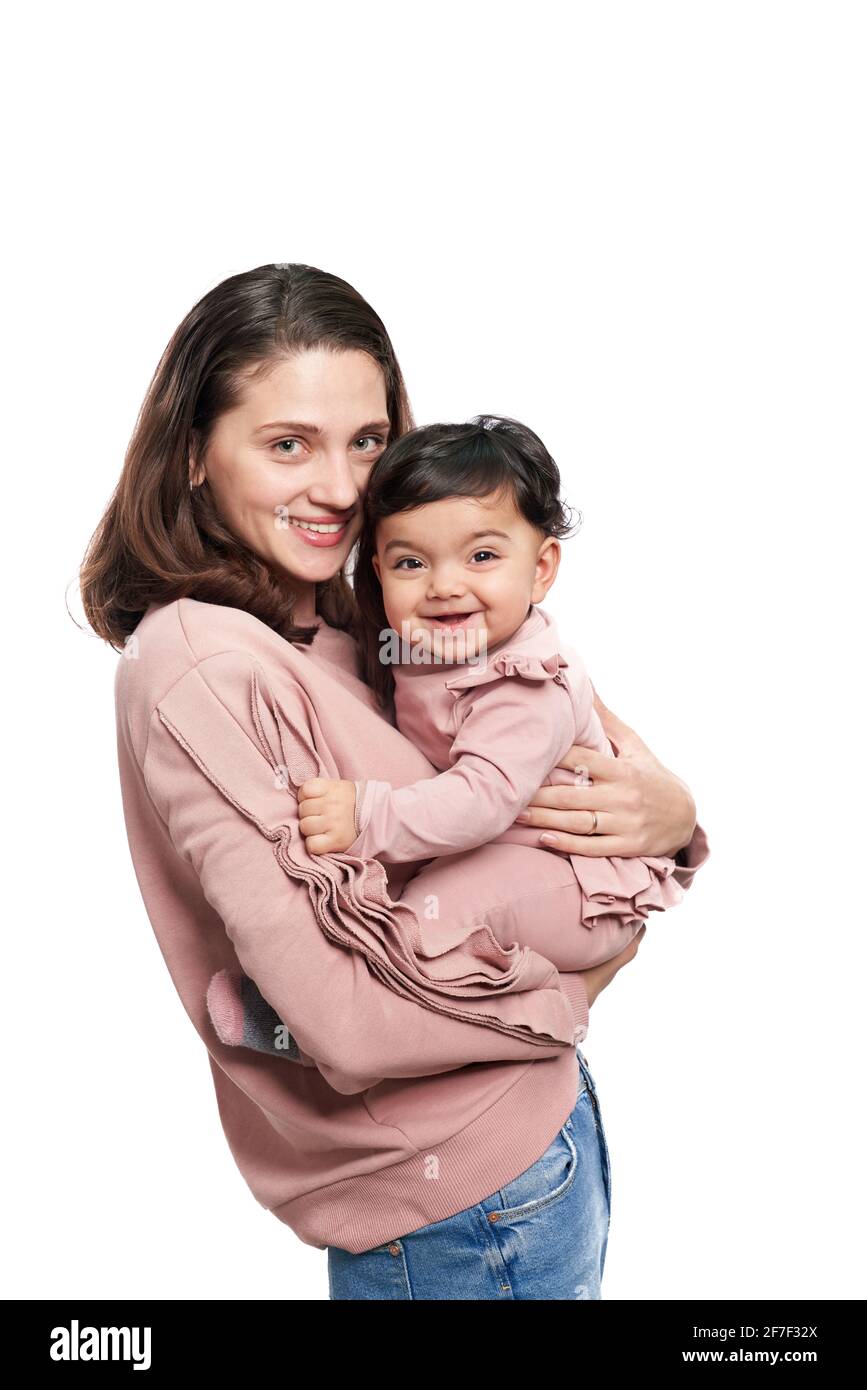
372,489,559,660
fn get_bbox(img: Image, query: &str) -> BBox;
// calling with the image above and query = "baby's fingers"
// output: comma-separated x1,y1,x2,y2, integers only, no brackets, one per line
553,745,619,779
302,830,342,855
298,812,329,838
298,777,333,799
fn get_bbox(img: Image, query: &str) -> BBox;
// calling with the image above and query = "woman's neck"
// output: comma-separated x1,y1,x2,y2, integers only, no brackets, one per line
290,582,318,626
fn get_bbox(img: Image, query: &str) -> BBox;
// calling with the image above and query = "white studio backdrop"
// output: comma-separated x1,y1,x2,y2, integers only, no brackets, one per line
3,0,864,1299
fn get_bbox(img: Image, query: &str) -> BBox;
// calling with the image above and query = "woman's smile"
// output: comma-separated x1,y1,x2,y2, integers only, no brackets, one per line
285,513,354,547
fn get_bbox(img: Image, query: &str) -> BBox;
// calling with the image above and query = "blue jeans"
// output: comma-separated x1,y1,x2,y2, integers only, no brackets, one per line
327,1047,612,1300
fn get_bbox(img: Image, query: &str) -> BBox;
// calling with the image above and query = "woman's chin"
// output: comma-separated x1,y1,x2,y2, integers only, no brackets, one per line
271,531,354,580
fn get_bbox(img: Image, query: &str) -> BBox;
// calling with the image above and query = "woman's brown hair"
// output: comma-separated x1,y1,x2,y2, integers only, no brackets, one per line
78,262,415,652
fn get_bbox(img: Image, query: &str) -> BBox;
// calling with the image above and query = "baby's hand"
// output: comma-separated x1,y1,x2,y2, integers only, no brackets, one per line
297,777,358,854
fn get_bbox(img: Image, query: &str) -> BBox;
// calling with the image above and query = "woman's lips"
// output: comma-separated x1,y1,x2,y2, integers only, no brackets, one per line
286,515,352,548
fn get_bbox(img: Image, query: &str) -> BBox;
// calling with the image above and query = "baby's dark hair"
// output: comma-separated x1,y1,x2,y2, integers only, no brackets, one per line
352,413,582,709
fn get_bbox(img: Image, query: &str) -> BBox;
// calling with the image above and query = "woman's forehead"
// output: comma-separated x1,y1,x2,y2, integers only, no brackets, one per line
237,348,388,423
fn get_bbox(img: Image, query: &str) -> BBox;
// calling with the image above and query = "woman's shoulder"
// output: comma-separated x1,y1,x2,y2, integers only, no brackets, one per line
146,594,283,657
114,597,299,730
114,597,367,739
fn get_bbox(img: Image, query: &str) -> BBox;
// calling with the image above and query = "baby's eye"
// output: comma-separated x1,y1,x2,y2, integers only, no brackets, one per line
394,557,424,570
470,549,498,563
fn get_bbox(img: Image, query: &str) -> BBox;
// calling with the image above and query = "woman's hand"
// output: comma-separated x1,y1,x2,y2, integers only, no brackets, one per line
580,924,647,1007
515,686,697,859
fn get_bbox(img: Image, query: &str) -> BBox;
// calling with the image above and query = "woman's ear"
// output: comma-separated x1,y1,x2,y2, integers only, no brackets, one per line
372,552,382,583
188,431,206,488
530,536,561,603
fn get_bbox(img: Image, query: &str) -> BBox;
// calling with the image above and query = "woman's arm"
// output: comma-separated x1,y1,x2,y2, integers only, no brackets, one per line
561,923,648,1010
516,685,707,867
142,650,583,1095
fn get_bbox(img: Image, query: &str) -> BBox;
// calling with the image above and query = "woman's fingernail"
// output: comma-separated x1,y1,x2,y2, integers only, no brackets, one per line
539,833,558,845
515,811,530,822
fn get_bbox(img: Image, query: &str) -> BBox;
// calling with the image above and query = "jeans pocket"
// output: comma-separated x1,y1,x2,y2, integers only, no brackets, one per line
327,1239,412,1300
491,1123,579,1221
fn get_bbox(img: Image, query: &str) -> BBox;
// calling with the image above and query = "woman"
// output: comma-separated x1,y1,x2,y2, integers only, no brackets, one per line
79,263,707,1300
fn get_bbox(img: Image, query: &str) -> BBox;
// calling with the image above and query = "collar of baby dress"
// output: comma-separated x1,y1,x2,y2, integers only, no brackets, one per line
439,604,571,694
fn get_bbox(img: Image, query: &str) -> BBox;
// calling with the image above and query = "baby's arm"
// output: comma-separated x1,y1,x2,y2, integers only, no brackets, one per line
299,673,576,862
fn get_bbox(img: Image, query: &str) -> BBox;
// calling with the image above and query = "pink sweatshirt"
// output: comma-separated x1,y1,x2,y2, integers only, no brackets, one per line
349,604,684,938
114,596,709,1254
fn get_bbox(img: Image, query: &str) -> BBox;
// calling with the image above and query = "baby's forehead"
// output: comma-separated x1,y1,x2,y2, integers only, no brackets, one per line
377,489,528,546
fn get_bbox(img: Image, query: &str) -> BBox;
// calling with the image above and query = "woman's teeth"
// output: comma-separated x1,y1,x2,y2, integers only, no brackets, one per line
288,518,345,533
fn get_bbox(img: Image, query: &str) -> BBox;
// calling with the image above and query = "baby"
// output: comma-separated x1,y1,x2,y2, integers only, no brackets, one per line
207,414,683,1061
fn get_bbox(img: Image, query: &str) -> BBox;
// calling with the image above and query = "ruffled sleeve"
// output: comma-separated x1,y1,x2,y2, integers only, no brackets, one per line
444,647,583,739
141,651,580,1096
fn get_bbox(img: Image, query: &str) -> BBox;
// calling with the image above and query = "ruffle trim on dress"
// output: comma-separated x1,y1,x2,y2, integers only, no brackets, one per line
444,648,570,693
567,851,685,929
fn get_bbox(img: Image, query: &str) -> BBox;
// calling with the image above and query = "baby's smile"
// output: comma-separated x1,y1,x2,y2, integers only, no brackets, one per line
422,609,483,629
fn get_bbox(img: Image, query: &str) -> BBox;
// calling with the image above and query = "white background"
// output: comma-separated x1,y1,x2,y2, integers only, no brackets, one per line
4,1,864,1299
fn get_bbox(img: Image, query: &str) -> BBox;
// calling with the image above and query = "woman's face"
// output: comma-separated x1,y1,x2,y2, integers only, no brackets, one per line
190,347,391,621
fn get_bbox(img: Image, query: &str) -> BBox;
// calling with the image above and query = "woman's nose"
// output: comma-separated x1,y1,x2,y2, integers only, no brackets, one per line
307,453,361,511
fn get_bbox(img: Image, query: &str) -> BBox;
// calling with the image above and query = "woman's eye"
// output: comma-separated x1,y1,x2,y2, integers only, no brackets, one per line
394,557,423,571
471,549,498,563
274,434,385,458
